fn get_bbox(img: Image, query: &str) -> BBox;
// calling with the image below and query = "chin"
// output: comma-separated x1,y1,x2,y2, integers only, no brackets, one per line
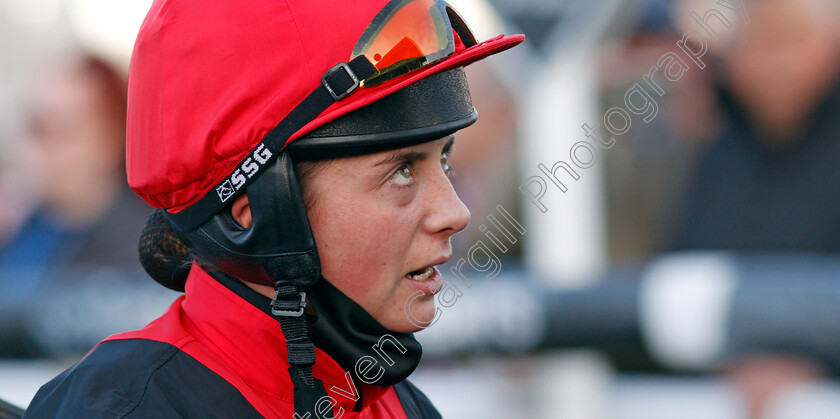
383,295,437,334
387,321,426,334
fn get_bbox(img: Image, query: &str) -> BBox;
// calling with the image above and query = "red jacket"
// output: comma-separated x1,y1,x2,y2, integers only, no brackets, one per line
25,266,438,418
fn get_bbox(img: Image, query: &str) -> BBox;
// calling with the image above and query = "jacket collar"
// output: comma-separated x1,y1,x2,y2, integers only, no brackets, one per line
181,264,390,410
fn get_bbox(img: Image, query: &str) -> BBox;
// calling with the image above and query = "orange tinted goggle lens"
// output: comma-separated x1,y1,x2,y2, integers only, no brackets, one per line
352,0,474,87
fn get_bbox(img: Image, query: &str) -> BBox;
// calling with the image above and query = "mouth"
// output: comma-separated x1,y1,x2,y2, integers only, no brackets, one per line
403,256,449,295
403,266,443,296
404,266,435,281
403,254,450,282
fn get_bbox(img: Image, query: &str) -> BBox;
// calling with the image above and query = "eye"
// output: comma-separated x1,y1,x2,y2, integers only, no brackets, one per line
389,163,414,186
441,152,453,177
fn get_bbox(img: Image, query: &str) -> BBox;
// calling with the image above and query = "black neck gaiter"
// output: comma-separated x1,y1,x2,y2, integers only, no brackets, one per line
211,271,422,387
306,278,423,387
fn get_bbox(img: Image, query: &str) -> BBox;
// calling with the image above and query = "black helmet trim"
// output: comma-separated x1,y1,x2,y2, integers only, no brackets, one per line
287,109,475,160
288,68,475,159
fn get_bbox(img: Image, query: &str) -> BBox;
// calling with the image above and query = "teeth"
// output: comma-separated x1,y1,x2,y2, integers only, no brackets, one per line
407,267,434,281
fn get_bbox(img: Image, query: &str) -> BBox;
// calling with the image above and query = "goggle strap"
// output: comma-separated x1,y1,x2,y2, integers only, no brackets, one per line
165,55,377,232
445,6,477,48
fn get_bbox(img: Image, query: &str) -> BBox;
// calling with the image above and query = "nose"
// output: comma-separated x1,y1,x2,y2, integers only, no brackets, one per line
423,170,471,237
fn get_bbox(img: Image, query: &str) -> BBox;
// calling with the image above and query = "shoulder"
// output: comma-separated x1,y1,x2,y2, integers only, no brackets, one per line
393,380,441,419
24,338,260,419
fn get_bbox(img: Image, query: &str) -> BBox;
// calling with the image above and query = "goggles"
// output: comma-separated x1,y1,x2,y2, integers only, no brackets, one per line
352,0,477,87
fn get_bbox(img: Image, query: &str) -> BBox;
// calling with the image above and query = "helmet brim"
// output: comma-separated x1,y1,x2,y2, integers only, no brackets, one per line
285,33,525,149
288,67,477,159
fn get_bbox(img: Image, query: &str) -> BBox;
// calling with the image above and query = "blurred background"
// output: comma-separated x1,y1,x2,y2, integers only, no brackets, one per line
2,0,840,418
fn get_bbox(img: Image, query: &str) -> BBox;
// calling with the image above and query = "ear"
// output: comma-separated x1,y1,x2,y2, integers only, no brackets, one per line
231,193,252,228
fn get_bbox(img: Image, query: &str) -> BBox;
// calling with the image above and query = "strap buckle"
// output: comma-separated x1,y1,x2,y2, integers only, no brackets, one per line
271,290,307,317
322,62,360,101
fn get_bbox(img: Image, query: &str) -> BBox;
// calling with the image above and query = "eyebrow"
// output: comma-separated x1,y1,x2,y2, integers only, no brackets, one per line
373,137,455,167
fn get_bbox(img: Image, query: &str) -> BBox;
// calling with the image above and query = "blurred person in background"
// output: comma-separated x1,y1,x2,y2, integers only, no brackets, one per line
667,0,840,254
597,0,840,417
663,0,840,417
0,53,151,357
599,0,719,261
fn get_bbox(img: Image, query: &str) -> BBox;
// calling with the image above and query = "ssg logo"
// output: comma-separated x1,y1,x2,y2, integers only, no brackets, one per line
216,143,273,202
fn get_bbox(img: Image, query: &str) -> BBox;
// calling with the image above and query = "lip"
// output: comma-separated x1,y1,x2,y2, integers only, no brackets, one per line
404,266,444,296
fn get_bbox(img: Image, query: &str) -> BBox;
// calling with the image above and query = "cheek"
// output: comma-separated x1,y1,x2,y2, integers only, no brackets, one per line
309,198,419,306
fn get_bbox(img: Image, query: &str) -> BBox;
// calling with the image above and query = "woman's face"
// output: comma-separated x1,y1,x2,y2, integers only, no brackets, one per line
304,137,470,332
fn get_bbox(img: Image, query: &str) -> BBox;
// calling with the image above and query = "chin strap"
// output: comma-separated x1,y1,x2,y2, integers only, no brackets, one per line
271,283,328,416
